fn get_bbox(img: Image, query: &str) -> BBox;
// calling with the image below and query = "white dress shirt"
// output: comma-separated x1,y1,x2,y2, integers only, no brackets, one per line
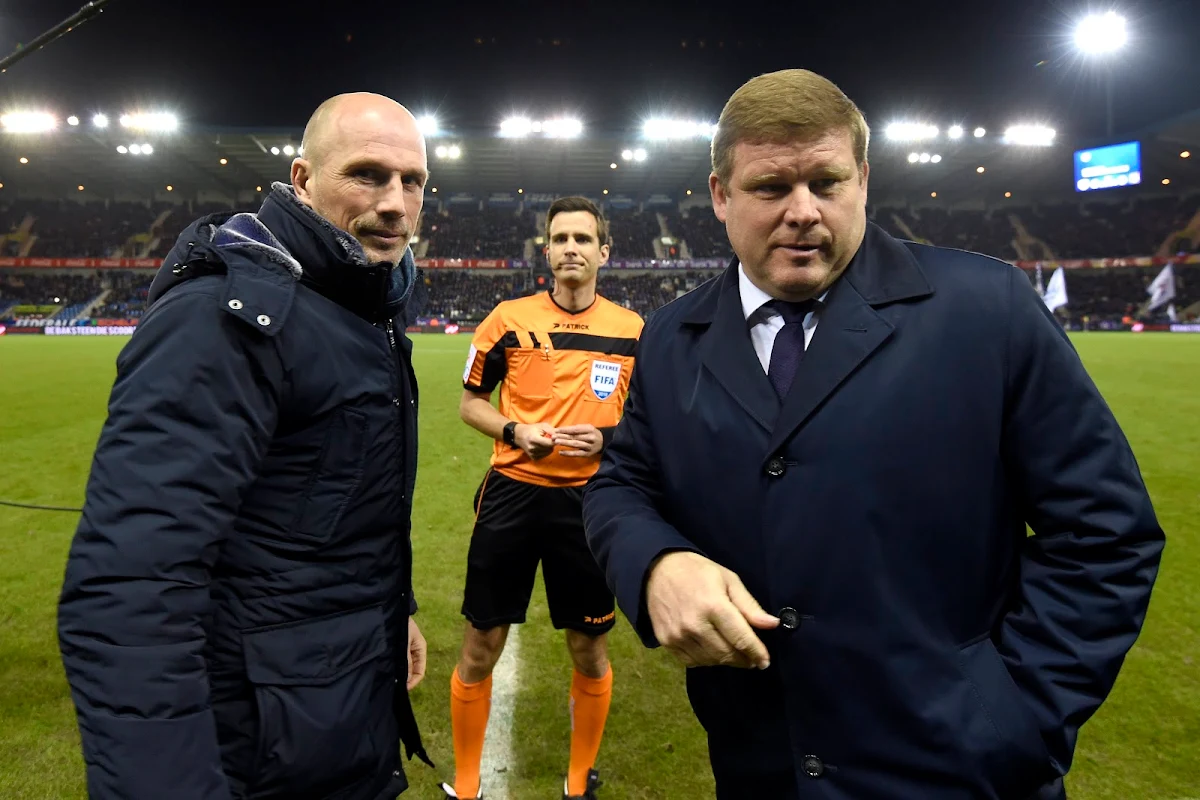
738,264,823,374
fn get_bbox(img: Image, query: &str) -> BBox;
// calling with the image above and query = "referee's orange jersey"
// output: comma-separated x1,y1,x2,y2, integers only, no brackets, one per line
463,290,644,487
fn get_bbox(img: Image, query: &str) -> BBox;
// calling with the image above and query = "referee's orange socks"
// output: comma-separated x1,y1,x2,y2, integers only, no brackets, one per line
567,665,613,796
450,668,492,799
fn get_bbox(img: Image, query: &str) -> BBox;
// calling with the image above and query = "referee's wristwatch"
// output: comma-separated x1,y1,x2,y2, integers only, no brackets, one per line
502,421,518,447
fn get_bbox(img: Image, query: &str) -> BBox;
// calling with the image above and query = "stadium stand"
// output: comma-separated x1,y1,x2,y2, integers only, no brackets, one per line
422,207,537,259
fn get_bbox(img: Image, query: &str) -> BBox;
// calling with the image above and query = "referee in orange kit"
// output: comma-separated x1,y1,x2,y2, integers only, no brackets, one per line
441,197,643,800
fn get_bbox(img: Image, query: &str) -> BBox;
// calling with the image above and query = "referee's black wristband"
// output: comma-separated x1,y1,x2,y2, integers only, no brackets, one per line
502,420,518,446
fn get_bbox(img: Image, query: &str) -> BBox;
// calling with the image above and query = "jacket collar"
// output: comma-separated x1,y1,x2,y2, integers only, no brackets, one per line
150,184,422,328
682,221,933,326
679,222,934,456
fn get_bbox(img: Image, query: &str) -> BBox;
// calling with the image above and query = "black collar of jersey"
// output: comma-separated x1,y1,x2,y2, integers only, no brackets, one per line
547,289,596,316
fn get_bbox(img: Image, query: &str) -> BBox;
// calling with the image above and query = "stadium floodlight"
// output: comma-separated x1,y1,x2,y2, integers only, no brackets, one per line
947,125,964,140
1182,151,1191,159
931,154,942,163
116,145,128,154
919,153,931,163
642,118,716,140
435,145,447,159
283,144,295,156
974,127,986,138
128,144,142,154
1,111,57,133
416,114,439,137
907,152,919,163
1003,125,1056,146
270,146,280,155
500,116,534,138
93,113,109,128
542,118,583,138
120,112,179,132
885,122,938,142
447,144,462,159
977,166,986,173
1074,11,1127,55
610,162,617,169
621,149,634,161
633,148,648,162
67,115,80,126
142,144,154,155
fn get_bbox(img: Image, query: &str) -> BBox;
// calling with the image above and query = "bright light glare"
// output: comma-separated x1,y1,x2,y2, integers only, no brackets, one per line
919,153,931,163
1,112,57,133
282,145,295,156
642,118,716,140
907,153,920,163
67,115,80,126
1074,12,1128,55
270,146,280,155
1004,125,1056,146
621,149,634,161
120,112,179,132
435,145,447,158
500,116,534,137
417,115,439,137
886,122,938,141
116,145,128,154
974,127,986,138
447,144,462,159
931,154,942,163
633,148,648,162
142,144,153,155
128,144,142,155
948,125,964,139
542,118,583,138
93,113,109,128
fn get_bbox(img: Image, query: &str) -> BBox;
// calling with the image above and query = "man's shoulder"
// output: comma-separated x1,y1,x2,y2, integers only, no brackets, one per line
903,239,1021,286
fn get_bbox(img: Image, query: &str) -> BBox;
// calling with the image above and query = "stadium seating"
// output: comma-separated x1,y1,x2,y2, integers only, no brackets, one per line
4,194,1198,265
422,207,537,259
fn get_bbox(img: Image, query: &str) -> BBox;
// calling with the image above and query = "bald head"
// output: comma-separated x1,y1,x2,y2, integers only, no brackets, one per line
291,92,429,265
300,92,421,169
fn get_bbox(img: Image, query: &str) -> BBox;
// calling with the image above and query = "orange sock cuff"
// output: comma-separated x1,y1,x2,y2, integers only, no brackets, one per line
571,665,612,697
451,670,492,702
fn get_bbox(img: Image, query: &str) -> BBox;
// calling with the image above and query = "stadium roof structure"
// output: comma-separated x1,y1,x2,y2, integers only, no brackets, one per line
0,115,1195,206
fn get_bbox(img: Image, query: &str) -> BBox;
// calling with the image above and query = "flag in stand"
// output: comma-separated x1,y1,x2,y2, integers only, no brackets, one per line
1146,264,1177,311
1042,266,1068,311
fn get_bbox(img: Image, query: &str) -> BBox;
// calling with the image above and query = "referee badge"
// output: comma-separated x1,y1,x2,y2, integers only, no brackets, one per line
590,360,621,400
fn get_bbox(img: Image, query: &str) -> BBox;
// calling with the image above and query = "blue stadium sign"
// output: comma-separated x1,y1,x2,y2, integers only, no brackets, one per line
1074,141,1141,192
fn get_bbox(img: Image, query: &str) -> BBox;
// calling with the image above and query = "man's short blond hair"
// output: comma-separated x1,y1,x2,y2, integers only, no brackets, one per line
711,69,870,186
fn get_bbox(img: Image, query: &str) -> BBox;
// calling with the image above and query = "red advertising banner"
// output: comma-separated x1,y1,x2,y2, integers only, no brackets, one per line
414,258,512,269
0,257,162,269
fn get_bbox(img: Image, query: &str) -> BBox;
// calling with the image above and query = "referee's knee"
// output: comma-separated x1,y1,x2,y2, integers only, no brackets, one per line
458,623,510,682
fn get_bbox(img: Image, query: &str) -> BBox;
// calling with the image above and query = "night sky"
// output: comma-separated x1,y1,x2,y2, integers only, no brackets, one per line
0,0,1197,141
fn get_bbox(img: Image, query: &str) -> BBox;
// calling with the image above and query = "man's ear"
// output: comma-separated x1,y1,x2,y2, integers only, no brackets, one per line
291,158,315,207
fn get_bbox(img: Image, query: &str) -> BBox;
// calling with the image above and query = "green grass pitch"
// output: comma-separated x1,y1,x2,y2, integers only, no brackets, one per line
0,332,1196,799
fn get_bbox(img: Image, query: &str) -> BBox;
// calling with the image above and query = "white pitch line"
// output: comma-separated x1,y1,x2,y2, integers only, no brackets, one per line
479,624,521,800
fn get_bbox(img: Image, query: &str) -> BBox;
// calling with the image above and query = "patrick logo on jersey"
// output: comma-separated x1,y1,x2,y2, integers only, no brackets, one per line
590,360,621,400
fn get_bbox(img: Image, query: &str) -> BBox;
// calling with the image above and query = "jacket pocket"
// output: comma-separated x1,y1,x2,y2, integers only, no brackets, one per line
242,604,396,797
292,407,368,544
957,637,1056,796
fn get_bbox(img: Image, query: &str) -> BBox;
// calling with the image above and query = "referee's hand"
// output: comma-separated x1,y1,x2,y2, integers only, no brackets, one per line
553,424,604,457
515,422,557,460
